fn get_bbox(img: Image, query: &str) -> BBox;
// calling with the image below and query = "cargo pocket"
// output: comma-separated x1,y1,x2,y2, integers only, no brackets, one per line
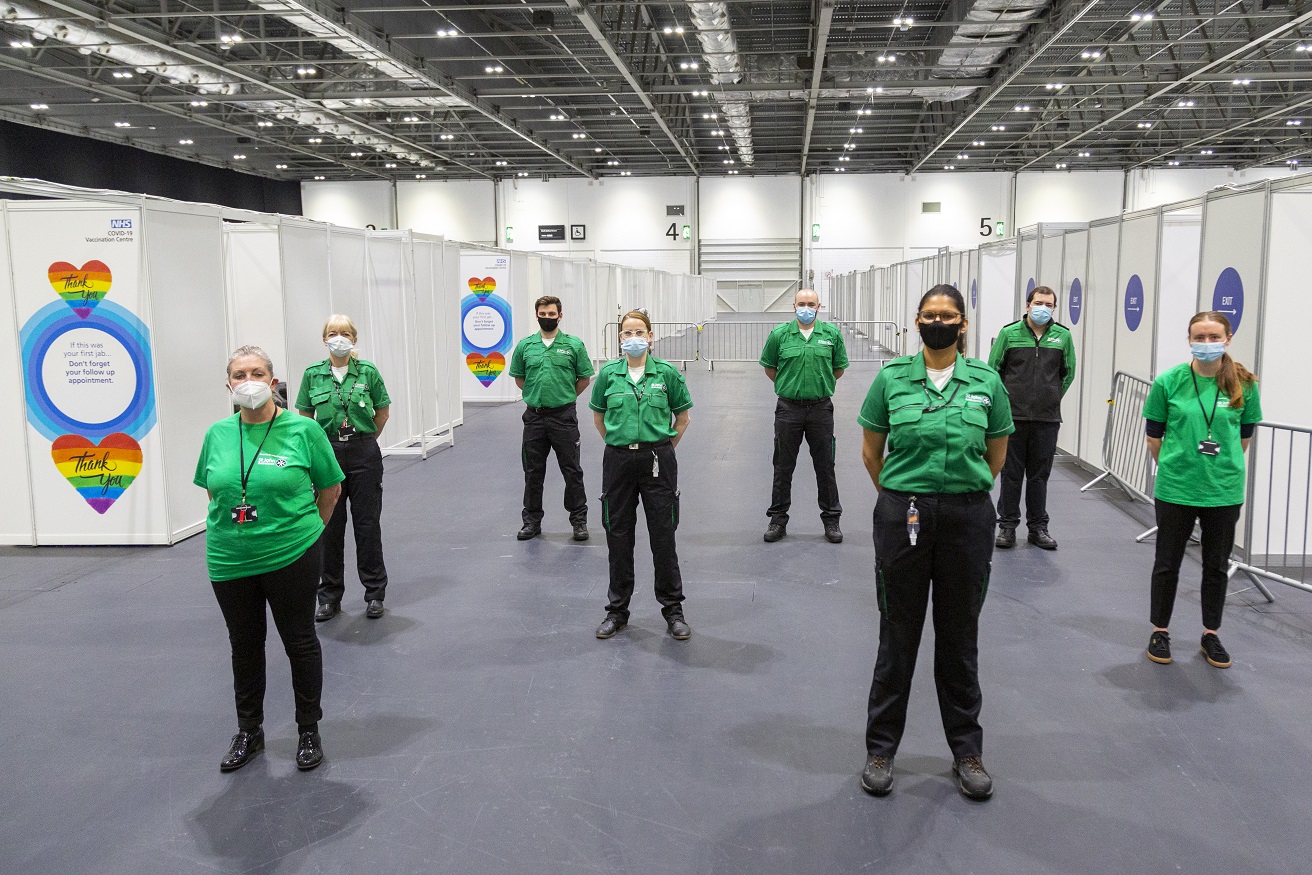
599,493,610,534
875,559,889,616
671,490,681,530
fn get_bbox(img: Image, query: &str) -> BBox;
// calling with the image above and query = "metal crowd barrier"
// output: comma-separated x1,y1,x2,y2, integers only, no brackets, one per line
834,320,905,360
601,321,701,366
1080,371,1157,518
1230,421,1312,597
700,320,903,368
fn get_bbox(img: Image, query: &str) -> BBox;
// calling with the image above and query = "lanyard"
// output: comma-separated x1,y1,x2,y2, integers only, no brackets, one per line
922,378,962,413
1189,367,1222,439
333,369,358,410
237,413,279,504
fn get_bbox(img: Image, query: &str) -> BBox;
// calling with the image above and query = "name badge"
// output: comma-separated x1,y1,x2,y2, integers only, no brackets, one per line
1198,439,1221,457
231,504,259,524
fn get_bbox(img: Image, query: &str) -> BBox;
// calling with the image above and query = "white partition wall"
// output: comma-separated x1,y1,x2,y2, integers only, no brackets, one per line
0,206,36,543
976,241,1017,355
1260,184,1312,428
223,225,286,373
279,220,334,388
1114,210,1160,381
363,232,419,452
1155,205,1203,374
1078,220,1121,467
1058,229,1090,453
1198,188,1267,372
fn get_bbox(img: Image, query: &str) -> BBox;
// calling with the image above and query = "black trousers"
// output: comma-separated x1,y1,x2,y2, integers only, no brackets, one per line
997,420,1061,531
866,490,995,759
600,443,684,622
1150,499,1242,631
212,539,324,732
522,405,588,527
320,436,388,605
768,397,841,525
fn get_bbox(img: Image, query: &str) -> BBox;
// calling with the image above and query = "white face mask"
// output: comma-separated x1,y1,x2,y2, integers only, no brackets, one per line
326,336,354,356
230,380,273,410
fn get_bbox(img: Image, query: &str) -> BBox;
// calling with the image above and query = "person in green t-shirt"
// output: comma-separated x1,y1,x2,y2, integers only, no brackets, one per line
759,287,849,545
295,315,392,622
589,310,693,641
507,295,595,542
1143,311,1261,670
855,284,1013,802
195,345,344,774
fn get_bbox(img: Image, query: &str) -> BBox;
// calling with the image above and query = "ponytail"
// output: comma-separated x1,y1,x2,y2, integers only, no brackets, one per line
1217,353,1257,409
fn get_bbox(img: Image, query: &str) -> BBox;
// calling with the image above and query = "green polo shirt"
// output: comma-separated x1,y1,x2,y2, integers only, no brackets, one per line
508,331,595,408
194,411,345,582
760,320,850,400
1143,362,1262,507
295,358,391,436
858,352,1014,494
589,355,693,446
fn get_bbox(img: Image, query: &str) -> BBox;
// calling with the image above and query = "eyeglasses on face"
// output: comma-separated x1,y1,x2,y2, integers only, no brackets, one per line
918,311,963,325
619,329,650,338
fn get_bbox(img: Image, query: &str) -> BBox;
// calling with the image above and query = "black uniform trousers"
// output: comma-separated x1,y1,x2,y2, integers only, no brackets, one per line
866,490,995,759
319,435,388,605
1150,499,1242,631
211,539,324,732
768,396,842,525
522,404,588,527
600,442,684,622
997,420,1061,531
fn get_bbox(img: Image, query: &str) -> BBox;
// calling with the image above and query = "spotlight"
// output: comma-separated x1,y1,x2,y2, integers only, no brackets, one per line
179,138,193,145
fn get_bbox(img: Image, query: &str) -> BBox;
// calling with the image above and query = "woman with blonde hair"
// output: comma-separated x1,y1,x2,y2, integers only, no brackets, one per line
296,315,394,621
1143,311,1262,669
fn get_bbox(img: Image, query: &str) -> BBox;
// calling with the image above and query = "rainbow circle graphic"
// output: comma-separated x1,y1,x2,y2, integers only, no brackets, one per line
20,299,157,442
460,291,513,356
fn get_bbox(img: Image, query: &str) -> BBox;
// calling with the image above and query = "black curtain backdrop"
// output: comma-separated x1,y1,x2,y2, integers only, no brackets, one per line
0,121,302,215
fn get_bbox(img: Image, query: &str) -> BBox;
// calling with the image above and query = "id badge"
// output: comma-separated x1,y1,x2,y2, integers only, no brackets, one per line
1198,439,1220,457
231,504,259,524
337,422,356,441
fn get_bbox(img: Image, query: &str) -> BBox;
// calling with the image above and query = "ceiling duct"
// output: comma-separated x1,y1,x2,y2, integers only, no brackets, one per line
687,2,755,166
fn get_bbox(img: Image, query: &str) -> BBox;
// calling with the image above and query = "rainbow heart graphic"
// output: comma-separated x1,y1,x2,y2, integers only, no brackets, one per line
466,352,505,387
48,260,112,319
467,276,497,298
50,433,142,514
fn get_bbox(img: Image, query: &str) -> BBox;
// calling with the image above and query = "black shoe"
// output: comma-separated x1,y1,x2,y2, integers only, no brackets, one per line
995,527,1016,549
365,599,385,619
296,731,324,771
824,520,843,544
572,522,589,542
763,523,786,543
953,755,994,800
1147,630,1172,664
667,615,691,640
596,615,627,639
517,524,541,541
1200,633,1231,668
314,601,339,622
860,754,894,796
1028,529,1058,550
219,729,264,772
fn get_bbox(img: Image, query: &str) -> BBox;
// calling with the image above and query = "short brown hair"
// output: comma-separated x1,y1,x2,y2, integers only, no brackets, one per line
620,310,652,332
1027,285,1057,305
535,295,562,313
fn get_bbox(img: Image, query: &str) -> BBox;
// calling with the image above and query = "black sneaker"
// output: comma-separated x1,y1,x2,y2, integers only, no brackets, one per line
860,754,894,796
763,523,786,543
995,527,1016,549
1200,633,1231,668
1147,630,1172,664
824,520,843,544
572,522,589,542
952,755,994,800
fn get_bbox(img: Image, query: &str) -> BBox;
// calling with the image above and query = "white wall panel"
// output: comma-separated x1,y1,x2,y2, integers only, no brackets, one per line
364,233,418,450
1198,189,1266,371
1079,222,1120,467
1114,212,1160,381
701,175,801,239
976,243,1017,354
1259,190,1312,428
1015,171,1124,227
1058,230,1089,454
0,206,35,543
397,179,495,244
279,221,334,390
1155,210,1202,375
223,226,286,374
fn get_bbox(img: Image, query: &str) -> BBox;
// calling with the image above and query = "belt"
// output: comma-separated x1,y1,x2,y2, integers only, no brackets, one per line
333,432,376,443
781,396,830,407
611,439,671,451
525,403,574,414
882,489,989,503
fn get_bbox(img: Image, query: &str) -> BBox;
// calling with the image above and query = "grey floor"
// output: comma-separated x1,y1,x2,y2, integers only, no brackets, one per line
2,358,1311,874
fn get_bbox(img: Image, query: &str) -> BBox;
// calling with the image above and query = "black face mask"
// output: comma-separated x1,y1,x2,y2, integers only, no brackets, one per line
919,321,961,351
538,317,559,333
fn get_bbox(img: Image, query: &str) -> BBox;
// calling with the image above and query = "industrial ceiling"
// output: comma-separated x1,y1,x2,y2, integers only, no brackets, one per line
2,0,1309,183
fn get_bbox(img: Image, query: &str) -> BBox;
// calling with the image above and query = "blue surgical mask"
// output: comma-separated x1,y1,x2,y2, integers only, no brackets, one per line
621,336,649,357
1029,305,1052,325
796,306,818,325
1191,341,1226,363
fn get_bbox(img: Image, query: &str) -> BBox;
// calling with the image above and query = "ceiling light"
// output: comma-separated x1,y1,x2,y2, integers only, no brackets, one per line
943,165,956,170
349,151,364,157
572,133,587,139
233,154,246,160
1287,119,1303,126
517,172,529,177
439,133,455,140
385,162,398,168
1044,83,1064,90
1055,162,1068,169
308,137,322,143
956,153,969,160
971,139,986,146
1130,12,1154,22
728,170,739,175
495,160,508,166
314,175,325,180
723,159,735,165
1014,105,1031,112
876,54,896,63
190,100,208,107
691,89,709,97
113,121,130,128
402,115,419,122
549,113,567,121
1200,149,1214,155
256,120,273,127
436,27,459,37
850,128,864,134
416,174,427,179
990,125,1006,131
1233,78,1251,86
179,138,193,145
893,16,914,30
9,40,34,48
846,143,856,150
621,171,632,176
30,103,48,110
275,164,288,169
1297,44,1309,53
1077,150,1091,157
680,61,699,70
484,65,504,74
606,160,619,166
296,67,316,76
702,112,717,119
112,71,132,79
1137,122,1153,129
594,147,603,153
1080,50,1102,60
710,129,724,136
1177,99,1196,107
1167,160,1180,166
1287,159,1300,166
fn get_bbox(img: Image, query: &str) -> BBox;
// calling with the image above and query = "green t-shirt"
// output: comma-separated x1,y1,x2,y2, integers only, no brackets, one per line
295,358,391,436
759,320,850,400
1143,362,1262,506
858,353,1014,494
589,356,693,446
194,411,345,582
508,332,595,408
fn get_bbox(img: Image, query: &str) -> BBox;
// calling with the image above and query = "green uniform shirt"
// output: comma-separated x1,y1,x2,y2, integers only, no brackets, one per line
508,331,595,408
759,320,850,400
194,411,345,582
589,355,693,446
858,352,1015,494
1143,362,1262,506
295,358,391,436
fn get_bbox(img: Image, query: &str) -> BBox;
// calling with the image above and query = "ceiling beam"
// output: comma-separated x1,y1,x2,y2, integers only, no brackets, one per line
1129,91,1312,169
798,0,836,176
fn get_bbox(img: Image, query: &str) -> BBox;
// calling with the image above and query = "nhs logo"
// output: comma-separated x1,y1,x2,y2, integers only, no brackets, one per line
110,219,133,229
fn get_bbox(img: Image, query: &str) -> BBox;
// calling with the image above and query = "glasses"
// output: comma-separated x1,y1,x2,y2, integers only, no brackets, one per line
619,329,649,338
918,311,963,324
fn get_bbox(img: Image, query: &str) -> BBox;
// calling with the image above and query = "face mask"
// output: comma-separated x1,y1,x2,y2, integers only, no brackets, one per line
230,380,273,410
538,317,559,333
796,306,818,325
621,336,649,357
919,321,961,351
1029,305,1053,325
1191,341,1226,363
326,336,354,356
